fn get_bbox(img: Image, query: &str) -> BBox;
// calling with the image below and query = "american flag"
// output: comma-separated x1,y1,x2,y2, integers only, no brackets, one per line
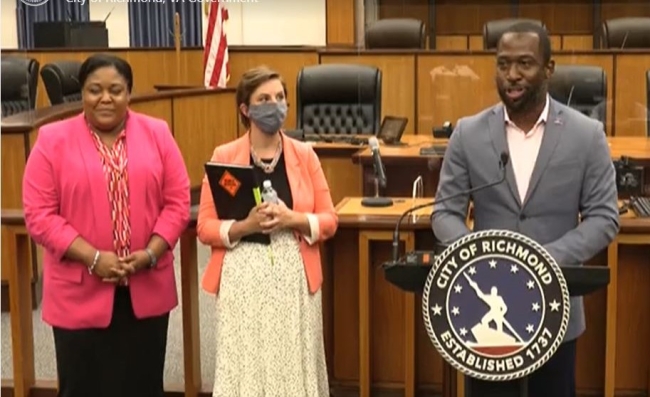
203,1,230,88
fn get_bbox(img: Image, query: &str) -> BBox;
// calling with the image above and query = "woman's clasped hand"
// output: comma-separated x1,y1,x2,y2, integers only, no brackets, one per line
92,250,152,282
240,200,299,235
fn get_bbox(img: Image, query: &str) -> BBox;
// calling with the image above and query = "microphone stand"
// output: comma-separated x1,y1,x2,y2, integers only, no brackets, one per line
361,176,393,207
389,164,508,264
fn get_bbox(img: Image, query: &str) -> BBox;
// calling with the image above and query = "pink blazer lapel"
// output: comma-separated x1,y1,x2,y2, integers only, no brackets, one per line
73,114,114,246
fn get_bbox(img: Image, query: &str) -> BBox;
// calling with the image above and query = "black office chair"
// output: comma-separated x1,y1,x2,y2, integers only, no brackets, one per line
365,18,426,49
296,64,382,135
548,65,607,125
601,17,650,49
483,18,546,50
41,61,83,105
1,58,39,117
0,56,39,113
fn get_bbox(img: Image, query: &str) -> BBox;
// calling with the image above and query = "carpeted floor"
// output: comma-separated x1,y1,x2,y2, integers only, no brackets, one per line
1,241,219,389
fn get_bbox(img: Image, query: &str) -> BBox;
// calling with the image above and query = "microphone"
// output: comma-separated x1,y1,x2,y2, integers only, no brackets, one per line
390,152,510,263
103,6,116,24
620,31,629,49
369,137,387,188
566,85,575,109
361,137,393,207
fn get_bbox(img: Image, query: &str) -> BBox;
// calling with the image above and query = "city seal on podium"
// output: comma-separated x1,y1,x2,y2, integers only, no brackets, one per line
422,230,570,382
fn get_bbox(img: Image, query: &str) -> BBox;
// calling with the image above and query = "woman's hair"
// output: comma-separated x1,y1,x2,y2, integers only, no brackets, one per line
78,53,133,93
235,66,287,128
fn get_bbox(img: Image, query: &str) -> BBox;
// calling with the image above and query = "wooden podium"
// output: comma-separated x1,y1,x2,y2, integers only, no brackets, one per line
332,197,459,397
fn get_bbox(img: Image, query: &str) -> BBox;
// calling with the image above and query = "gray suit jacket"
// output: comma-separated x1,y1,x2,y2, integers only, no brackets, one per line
431,98,619,342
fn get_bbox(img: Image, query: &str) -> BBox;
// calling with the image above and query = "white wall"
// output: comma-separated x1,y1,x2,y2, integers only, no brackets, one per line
0,0,327,49
1,0,19,49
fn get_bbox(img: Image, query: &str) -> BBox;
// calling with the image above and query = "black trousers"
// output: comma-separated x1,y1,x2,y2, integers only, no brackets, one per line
52,287,170,397
465,339,577,397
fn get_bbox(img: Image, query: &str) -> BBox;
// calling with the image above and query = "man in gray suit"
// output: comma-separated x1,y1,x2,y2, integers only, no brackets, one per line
431,23,619,397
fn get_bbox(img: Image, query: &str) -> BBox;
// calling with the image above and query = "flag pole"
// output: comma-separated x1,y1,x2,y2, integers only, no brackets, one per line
174,12,181,84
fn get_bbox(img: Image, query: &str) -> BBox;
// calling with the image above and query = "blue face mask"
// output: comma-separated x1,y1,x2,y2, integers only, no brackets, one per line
247,102,288,135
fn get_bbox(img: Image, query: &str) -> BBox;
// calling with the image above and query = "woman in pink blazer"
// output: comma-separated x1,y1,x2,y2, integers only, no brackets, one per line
22,54,190,397
197,66,338,396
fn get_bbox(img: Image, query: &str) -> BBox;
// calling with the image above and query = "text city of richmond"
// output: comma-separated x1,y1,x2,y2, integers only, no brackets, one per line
436,238,555,373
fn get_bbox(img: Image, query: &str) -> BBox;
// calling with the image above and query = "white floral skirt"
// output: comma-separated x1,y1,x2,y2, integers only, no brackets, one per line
212,230,330,397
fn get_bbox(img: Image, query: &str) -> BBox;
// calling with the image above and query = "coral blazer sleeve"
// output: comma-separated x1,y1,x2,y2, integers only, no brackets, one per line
303,145,337,244
23,130,81,260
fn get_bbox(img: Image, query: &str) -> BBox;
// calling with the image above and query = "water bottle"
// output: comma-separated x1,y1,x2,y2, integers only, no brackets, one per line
261,180,279,204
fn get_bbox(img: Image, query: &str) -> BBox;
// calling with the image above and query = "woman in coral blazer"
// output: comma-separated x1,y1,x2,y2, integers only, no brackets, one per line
198,66,338,397
22,54,190,397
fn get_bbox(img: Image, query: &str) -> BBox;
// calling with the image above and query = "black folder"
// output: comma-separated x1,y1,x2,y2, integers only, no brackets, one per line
204,162,270,245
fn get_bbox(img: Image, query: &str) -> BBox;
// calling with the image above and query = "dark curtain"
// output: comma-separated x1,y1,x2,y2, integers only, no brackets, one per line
16,1,90,49
129,2,202,48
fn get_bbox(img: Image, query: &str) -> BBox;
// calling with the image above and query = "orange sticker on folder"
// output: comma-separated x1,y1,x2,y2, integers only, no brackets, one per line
219,171,241,197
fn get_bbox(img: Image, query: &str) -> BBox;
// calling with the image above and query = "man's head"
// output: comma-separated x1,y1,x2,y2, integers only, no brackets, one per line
495,22,555,115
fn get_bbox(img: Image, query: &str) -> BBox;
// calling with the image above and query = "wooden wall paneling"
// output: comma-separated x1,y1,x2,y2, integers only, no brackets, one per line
553,54,614,136
171,93,239,187
614,54,650,137
330,228,361,383
416,54,498,134
517,0,594,34
435,36,469,51
226,50,320,134
315,148,363,205
123,52,181,93
414,231,446,390
575,253,608,391
562,35,594,50
436,34,590,51
367,236,413,386
0,134,27,212
549,35,562,51
468,36,483,50
129,98,173,128
434,0,513,35
377,0,430,33
614,246,650,391
319,53,417,134
1,134,30,283
600,0,650,21
326,0,357,46
415,53,616,137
